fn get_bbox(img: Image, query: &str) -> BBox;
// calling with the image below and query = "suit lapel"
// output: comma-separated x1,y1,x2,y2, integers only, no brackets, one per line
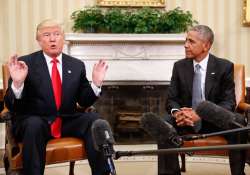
61,54,71,106
34,52,56,108
184,59,194,95
205,55,217,98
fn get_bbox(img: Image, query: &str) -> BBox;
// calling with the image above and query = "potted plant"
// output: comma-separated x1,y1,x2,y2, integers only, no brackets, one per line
159,7,198,33
129,7,162,33
71,7,104,33
71,7,197,33
104,8,131,33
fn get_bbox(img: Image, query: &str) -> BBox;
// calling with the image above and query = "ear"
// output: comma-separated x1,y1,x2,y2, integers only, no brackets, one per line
203,42,211,52
36,36,43,47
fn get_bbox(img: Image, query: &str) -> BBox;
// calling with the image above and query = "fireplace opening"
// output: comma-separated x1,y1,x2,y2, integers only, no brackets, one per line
94,84,168,143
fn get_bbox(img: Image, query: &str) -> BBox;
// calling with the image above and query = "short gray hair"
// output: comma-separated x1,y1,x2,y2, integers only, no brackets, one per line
188,25,214,45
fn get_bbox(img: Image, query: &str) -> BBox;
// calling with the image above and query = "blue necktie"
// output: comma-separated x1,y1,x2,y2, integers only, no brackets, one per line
192,64,202,109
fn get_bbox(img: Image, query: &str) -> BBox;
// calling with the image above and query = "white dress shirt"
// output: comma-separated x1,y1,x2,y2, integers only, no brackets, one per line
192,54,209,101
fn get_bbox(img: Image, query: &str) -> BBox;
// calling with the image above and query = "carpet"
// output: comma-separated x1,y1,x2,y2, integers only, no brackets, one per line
1,144,250,175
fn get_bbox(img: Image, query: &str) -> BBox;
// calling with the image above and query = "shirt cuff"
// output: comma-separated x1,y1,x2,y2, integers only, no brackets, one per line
11,83,24,99
171,108,180,116
91,82,101,97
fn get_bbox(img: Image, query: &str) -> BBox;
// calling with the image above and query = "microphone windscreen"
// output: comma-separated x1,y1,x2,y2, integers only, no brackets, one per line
91,119,115,151
196,101,236,129
140,112,182,147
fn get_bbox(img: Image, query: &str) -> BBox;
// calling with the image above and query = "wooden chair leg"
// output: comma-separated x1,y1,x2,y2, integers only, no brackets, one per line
3,153,10,174
6,168,23,175
7,170,23,175
180,153,186,172
69,161,75,175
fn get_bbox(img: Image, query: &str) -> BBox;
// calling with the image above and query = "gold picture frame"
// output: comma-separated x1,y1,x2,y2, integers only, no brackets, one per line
243,0,250,25
97,0,165,7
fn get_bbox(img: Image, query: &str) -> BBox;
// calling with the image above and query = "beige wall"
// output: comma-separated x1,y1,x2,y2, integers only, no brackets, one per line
1,0,250,76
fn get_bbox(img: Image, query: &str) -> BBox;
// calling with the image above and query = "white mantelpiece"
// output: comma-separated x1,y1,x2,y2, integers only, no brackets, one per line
64,33,186,85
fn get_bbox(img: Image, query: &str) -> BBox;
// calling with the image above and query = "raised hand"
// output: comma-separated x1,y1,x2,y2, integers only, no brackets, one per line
92,59,108,87
8,54,28,88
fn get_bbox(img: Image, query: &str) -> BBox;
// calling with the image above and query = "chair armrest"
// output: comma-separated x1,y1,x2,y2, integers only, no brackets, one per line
2,111,20,157
237,102,250,113
0,107,11,122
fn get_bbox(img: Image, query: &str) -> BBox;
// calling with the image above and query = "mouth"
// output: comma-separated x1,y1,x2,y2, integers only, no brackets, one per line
50,44,57,49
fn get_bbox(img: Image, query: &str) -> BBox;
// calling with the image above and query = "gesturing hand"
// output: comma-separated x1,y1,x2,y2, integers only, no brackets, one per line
8,55,28,89
92,60,108,87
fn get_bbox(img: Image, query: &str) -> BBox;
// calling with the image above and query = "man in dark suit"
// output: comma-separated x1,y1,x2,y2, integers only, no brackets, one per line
158,25,247,175
4,19,110,175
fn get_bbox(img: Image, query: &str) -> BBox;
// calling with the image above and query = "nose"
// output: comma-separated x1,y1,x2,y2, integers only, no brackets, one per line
184,40,189,48
49,34,56,41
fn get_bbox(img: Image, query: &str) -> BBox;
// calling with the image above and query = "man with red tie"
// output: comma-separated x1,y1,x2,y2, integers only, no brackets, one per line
4,19,110,175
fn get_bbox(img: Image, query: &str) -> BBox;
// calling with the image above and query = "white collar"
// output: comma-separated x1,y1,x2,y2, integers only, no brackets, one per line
193,54,209,70
43,52,62,64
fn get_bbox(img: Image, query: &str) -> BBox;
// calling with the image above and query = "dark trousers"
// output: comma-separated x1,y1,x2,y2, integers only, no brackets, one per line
158,114,247,175
13,112,110,175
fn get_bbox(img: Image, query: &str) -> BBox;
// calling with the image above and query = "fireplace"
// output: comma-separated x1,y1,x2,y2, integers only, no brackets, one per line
64,33,185,142
93,84,168,142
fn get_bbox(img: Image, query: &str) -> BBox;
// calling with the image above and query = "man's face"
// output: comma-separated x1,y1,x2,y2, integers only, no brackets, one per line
184,31,210,60
36,26,64,57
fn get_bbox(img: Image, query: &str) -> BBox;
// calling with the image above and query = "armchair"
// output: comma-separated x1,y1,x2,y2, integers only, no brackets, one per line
1,64,87,175
180,64,250,172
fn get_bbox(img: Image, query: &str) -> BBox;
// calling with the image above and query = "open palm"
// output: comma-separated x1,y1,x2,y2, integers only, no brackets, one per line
8,55,28,88
92,60,108,87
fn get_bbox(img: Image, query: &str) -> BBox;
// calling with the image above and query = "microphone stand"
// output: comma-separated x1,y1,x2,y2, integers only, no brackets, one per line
114,143,250,159
180,126,250,141
103,143,116,175
115,126,250,160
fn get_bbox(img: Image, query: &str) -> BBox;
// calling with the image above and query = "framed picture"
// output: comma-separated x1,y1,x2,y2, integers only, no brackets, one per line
97,0,165,7
243,0,250,25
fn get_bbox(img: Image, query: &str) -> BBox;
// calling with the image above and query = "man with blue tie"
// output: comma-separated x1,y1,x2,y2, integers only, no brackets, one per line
158,25,247,175
4,19,110,175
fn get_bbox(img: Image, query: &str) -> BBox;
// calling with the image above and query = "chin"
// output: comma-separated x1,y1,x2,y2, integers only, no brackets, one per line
185,55,193,59
49,50,61,56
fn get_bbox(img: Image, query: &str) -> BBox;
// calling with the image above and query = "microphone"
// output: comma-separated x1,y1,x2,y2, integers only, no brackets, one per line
140,112,183,147
196,101,245,130
91,119,116,175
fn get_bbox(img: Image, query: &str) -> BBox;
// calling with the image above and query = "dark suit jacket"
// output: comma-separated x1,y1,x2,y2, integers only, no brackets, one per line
167,54,236,113
4,50,98,122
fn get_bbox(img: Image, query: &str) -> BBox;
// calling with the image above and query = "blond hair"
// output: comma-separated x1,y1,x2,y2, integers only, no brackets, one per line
36,19,64,39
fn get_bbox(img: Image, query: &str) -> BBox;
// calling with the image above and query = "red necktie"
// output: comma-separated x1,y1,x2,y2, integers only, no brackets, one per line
50,58,62,138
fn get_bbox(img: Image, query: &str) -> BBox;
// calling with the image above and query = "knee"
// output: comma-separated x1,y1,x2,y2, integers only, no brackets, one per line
235,113,247,126
88,112,101,124
22,116,48,136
